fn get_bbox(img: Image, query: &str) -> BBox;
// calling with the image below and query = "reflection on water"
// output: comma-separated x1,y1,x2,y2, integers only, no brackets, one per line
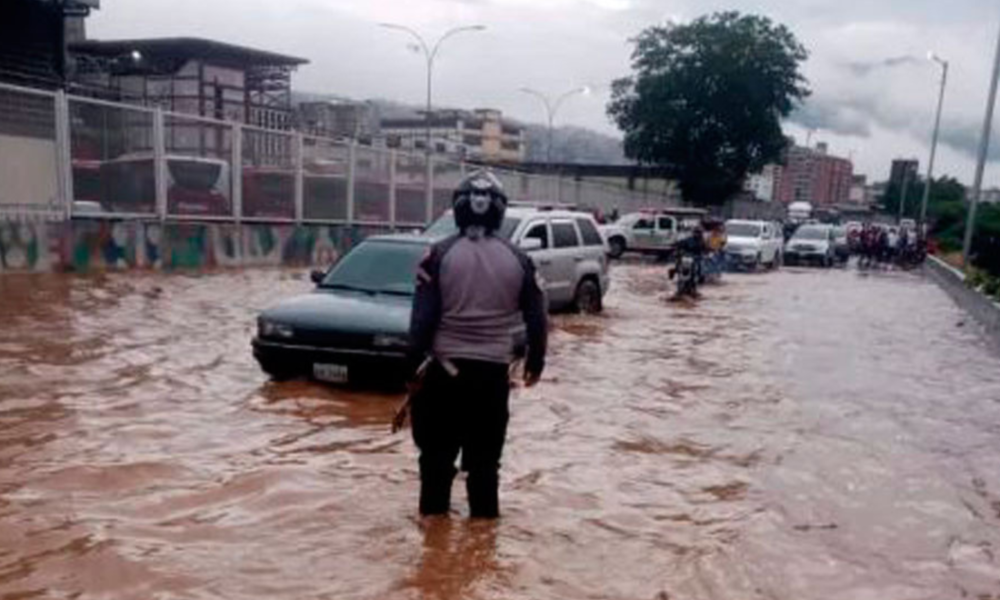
2,264,1000,599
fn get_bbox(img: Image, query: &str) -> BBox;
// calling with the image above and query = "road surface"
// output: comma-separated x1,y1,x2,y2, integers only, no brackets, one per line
2,263,1000,600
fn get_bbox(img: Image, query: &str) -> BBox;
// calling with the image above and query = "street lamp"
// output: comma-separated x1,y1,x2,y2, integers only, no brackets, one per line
519,86,591,169
964,19,1000,267
380,23,486,153
919,52,949,228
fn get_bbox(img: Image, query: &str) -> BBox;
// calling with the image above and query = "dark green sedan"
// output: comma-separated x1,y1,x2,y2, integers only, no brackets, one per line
252,235,429,385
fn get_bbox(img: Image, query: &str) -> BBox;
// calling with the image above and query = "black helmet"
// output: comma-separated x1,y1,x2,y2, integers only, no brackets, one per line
453,169,508,235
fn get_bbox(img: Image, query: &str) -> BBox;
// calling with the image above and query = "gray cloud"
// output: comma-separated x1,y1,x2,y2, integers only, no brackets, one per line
85,0,1000,184
844,55,922,77
789,100,873,138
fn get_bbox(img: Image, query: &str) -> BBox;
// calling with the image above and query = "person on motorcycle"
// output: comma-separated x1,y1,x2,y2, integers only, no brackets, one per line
670,226,707,299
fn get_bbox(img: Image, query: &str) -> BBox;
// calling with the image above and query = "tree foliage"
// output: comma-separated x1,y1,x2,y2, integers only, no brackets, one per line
608,12,810,205
888,175,1000,276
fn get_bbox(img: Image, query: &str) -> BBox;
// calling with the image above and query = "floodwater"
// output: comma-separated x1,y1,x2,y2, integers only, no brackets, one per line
3,263,1000,600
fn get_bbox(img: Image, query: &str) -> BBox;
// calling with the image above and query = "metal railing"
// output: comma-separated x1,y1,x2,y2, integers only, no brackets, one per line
0,81,676,226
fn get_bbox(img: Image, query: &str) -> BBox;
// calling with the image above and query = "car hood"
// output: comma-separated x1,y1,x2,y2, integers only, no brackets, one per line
726,236,762,248
261,290,412,335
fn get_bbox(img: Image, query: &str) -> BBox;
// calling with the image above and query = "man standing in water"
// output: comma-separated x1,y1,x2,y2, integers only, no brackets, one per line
409,170,548,519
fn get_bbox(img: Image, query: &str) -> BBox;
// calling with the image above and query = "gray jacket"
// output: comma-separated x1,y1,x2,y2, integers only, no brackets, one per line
409,234,547,375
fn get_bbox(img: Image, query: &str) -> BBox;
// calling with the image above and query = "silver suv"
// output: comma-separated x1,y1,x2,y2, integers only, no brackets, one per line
425,206,610,313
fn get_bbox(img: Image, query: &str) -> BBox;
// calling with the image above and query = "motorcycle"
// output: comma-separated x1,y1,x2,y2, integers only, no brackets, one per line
669,251,701,300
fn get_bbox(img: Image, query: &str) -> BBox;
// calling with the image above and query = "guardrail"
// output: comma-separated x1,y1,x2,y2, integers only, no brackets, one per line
925,255,1000,351
0,81,672,226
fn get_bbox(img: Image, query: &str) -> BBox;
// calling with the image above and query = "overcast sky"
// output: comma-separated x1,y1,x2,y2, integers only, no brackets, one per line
89,0,1000,186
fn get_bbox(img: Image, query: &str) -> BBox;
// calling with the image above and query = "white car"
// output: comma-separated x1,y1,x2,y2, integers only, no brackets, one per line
600,208,707,259
784,224,836,267
425,206,611,313
724,220,783,270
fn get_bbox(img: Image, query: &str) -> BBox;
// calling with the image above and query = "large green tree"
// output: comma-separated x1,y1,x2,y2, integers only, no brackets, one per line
608,12,810,205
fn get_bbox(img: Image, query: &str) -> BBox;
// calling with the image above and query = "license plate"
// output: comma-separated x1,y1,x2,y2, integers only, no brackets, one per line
313,363,349,383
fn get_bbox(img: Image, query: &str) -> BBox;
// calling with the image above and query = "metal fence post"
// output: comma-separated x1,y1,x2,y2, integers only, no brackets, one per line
54,90,73,219
389,149,398,230
153,109,167,220
347,141,357,224
294,133,304,223
231,123,243,222
425,155,434,224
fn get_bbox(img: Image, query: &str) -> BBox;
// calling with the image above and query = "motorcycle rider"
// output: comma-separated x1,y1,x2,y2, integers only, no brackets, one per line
408,170,548,519
671,225,707,299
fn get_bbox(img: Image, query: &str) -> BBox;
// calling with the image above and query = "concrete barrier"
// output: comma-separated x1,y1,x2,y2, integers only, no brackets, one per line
0,216,391,273
924,255,1000,348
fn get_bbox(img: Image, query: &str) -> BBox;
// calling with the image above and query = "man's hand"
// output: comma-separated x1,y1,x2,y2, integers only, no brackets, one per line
524,371,541,388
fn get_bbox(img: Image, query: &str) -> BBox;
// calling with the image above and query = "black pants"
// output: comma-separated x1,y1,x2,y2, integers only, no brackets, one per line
410,359,510,518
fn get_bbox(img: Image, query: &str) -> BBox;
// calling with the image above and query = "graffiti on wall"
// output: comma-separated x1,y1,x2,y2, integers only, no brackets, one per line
0,218,387,274
0,221,44,271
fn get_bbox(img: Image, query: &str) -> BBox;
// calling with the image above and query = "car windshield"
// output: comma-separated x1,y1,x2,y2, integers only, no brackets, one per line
794,227,829,241
320,241,427,296
727,223,762,237
424,213,521,240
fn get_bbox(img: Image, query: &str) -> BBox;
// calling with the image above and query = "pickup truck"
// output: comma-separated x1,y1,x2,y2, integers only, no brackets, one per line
600,209,706,259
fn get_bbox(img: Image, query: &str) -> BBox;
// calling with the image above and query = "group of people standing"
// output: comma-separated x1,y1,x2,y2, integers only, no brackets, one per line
852,223,925,269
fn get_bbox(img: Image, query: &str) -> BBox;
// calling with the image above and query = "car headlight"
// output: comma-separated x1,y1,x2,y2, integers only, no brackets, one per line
259,319,294,339
373,333,410,348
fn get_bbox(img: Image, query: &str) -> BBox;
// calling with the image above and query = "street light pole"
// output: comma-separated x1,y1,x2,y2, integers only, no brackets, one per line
519,86,590,170
380,24,486,154
964,19,1000,267
920,53,949,227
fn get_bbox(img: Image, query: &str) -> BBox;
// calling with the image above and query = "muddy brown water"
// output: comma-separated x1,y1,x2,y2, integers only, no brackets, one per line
3,264,1000,599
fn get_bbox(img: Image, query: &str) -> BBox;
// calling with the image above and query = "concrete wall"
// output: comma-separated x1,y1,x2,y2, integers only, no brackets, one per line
0,216,388,273
925,256,1000,351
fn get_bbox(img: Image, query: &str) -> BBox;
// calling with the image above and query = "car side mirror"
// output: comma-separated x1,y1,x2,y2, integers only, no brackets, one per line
519,238,543,252
310,269,326,285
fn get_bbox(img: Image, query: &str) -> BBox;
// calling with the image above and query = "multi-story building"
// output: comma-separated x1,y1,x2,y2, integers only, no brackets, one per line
889,159,920,188
774,142,854,206
68,38,308,164
71,38,307,129
744,164,779,202
849,174,868,205
381,108,526,164
0,0,100,90
297,100,378,141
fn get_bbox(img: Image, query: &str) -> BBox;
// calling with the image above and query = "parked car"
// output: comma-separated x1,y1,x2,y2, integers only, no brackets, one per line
253,235,426,384
723,219,783,270
425,206,610,313
784,224,836,267
599,208,707,259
